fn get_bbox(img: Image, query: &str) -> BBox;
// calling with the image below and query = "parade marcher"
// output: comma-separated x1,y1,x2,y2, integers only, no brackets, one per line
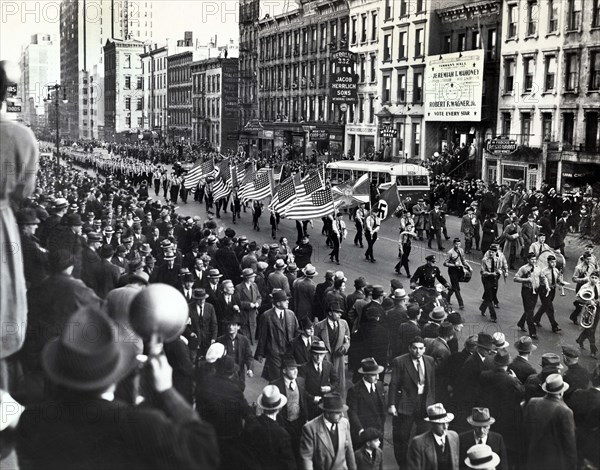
574,270,600,357
428,201,446,251
388,336,436,467
522,374,577,470
395,223,417,277
460,206,477,253
532,254,565,333
216,313,254,383
480,213,498,255
479,244,507,322
354,203,366,248
406,403,460,470
552,211,570,256
412,198,429,240
444,238,470,310
300,392,356,470
515,253,542,339
459,408,508,470
364,211,380,263
500,214,523,270
569,252,597,324
329,212,347,265
528,232,552,259
410,255,449,290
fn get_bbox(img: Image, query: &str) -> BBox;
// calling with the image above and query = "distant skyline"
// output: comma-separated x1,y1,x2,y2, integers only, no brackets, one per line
1,0,291,63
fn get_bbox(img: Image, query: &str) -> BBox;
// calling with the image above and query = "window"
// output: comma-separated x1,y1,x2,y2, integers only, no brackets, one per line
568,0,582,30
360,56,366,82
416,0,424,13
563,113,575,145
413,70,423,103
371,12,377,40
320,24,327,49
137,98,143,110
370,55,376,82
397,72,407,102
502,112,512,135
544,56,556,91
412,122,421,157
565,52,579,91
385,0,392,20
594,0,600,27
504,58,515,93
471,31,480,49
397,122,405,151
443,35,451,53
508,4,518,38
527,1,538,36
585,112,599,151
486,29,497,60
137,116,143,126
358,95,364,122
382,74,391,103
400,0,408,16
351,17,357,43
368,96,374,123
548,0,559,32
137,76,143,89
383,34,392,62
523,57,534,92
125,97,131,110
521,112,531,145
542,112,553,141
398,31,407,60
415,29,423,57
124,75,131,89
126,115,131,127
458,33,466,52
361,14,367,42
590,51,600,90
124,54,131,68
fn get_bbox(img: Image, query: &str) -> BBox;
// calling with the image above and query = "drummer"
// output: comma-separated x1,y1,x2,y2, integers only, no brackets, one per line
529,232,552,260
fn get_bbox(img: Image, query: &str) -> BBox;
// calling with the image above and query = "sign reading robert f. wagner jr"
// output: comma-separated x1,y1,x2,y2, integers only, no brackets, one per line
424,50,484,122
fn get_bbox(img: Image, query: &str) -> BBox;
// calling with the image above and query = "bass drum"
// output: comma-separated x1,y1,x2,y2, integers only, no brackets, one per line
537,248,565,271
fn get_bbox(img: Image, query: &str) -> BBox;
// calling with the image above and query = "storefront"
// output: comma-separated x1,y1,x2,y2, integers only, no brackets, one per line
483,139,543,190
344,124,376,160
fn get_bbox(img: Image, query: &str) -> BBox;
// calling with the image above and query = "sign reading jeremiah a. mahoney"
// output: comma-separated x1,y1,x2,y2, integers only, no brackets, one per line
424,50,484,122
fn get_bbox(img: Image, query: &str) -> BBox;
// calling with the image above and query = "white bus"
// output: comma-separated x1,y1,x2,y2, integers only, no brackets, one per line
326,161,431,207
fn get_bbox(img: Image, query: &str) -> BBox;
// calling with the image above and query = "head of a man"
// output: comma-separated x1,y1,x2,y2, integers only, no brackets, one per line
409,337,425,360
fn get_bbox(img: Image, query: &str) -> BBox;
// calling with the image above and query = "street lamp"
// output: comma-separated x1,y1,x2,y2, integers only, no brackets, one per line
45,84,68,171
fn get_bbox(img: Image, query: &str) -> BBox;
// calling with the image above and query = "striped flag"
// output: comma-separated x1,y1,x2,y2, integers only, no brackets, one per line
232,162,247,187
331,173,370,208
212,159,232,201
242,162,256,185
184,158,214,189
273,164,283,182
269,173,300,215
297,171,324,198
239,167,273,202
285,187,337,220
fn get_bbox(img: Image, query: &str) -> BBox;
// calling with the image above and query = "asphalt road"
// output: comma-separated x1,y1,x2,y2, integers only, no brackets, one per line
70,155,598,469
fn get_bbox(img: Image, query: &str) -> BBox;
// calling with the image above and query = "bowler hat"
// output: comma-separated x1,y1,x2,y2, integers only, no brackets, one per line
424,403,454,423
302,264,318,277
271,289,289,303
464,444,501,470
466,407,496,427
16,208,40,225
358,357,384,375
514,336,538,353
542,373,569,394
477,333,495,350
41,306,137,391
242,268,256,278
257,385,288,411
310,340,328,354
318,392,348,412
66,213,83,226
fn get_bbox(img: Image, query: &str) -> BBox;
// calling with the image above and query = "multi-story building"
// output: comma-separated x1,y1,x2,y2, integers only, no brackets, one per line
255,0,349,159
59,0,152,140
167,50,193,142
140,44,169,138
191,58,240,152
489,0,600,190
89,64,105,140
345,0,380,159
238,0,260,154
103,38,145,140
18,34,60,134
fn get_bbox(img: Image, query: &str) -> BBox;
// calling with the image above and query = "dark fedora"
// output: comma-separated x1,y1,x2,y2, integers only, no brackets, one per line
192,288,209,300
467,407,496,427
16,208,40,225
477,333,495,350
65,213,83,226
242,268,256,278
87,232,103,243
41,306,137,391
358,357,384,375
310,340,328,354
318,392,348,412
493,349,510,366
514,336,538,353
271,289,289,303
299,316,314,330
99,244,115,259
223,313,243,325
281,355,302,369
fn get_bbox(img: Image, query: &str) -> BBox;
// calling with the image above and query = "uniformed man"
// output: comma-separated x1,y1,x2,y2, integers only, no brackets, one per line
533,255,565,333
444,238,471,310
364,212,381,263
410,255,449,290
575,270,600,357
529,232,552,259
515,253,541,339
576,244,599,269
570,252,598,324
354,203,366,248
479,244,507,323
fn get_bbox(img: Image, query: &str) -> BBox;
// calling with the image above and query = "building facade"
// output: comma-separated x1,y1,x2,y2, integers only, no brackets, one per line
167,51,193,142
345,0,380,159
255,0,349,159
140,44,169,138
191,58,240,152
103,38,145,139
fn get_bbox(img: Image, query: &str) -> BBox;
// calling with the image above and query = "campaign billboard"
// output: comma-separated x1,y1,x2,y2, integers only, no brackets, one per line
424,50,484,122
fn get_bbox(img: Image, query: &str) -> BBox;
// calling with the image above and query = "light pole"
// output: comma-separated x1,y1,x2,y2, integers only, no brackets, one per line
45,84,68,171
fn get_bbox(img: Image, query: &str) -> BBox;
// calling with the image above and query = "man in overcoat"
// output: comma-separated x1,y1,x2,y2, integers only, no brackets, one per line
235,268,262,343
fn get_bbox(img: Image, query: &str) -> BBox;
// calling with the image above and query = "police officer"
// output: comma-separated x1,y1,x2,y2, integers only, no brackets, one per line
410,255,449,290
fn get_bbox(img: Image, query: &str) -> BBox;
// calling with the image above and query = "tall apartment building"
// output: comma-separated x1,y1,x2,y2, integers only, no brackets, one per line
490,0,600,190
238,0,260,153
60,0,152,140
255,0,349,158
103,38,145,139
18,34,60,133
167,51,194,142
345,0,380,159
140,44,169,138
191,58,240,152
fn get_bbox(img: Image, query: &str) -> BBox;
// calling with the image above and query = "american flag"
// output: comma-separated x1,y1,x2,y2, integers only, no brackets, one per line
297,171,323,199
269,173,300,215
232,162,247,187
239,167,273,202
184,159,214,189
285,187,337,220
242,163,256,185
212,159,232,200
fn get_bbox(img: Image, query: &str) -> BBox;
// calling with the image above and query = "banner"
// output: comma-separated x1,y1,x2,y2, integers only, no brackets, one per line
424,50,484,122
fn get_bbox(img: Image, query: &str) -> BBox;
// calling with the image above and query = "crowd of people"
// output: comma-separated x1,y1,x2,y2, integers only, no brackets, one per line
2,64,600,470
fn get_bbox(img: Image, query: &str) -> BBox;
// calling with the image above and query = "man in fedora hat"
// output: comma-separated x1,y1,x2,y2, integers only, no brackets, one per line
217,313,254,383
16,306,219,470
346,357,386,447
37,197,68,247
205,268,223,304
300,392,356,470
523,353,564,403
508,336,538,384
214,279,242,336
255,289,299,381
235,267,262,343
47,212,86,279
293,264,318,321
268,258,291,296
388,335,436,466
561,344,591,394
17,208,48,287
463,444,501,470
95,244,121,299
421,306,448,339
185,288,218,364
407,403,460,470
289,317,318,367
150,248,180,287
242,385,296,470
302,339,339,420
385,288,409,351
459,408,507,470
523,374,576,470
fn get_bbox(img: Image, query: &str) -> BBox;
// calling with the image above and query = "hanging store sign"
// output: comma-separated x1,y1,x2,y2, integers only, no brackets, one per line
424,49,484,122
310,129,329,141
330,71,358,104
486,136,518,155
379,126,398,138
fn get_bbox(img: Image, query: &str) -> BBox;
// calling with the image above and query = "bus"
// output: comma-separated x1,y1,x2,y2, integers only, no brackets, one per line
325,161,431,209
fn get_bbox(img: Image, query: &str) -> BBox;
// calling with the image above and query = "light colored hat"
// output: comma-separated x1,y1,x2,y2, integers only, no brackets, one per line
257,385,288,411
464,444,501,469
205,343,226,363
392,288,407,300
492,332,509,349
424,403,454,423
542,373,569,395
